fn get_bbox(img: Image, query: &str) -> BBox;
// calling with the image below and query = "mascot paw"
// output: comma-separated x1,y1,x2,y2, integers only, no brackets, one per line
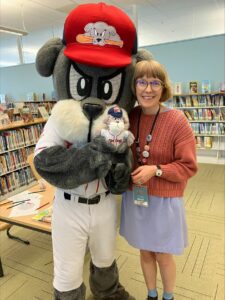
106,163,131,194
89,136,114,177
91,136,117,153
116,143,128,154
113,163,130,181
92,155,112,178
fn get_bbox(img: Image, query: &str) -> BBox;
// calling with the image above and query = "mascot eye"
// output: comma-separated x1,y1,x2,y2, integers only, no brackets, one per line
102,81,112,100
99,72,122,104
69,65,92,100
77,77,91,96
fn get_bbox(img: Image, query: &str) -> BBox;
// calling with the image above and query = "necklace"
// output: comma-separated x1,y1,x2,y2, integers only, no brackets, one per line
135,106,161,165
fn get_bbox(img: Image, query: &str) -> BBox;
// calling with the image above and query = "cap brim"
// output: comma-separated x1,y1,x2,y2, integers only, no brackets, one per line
64,44,132,68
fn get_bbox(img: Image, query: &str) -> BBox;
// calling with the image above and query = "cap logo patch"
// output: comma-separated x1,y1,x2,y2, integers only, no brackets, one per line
108,105,123,118
76,21,123,48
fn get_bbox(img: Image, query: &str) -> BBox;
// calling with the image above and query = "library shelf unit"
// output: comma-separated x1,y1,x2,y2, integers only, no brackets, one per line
0,118,46,201
23,101,56,116
173,92,225,164
10,101,56,122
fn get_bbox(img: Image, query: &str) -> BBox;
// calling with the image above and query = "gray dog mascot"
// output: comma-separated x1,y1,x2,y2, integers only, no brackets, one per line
34,2,151,300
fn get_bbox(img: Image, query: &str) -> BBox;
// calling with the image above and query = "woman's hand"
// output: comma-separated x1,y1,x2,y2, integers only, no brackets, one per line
131,165,157,185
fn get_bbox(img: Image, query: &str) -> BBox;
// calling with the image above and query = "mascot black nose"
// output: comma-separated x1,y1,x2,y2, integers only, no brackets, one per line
83,103,103,120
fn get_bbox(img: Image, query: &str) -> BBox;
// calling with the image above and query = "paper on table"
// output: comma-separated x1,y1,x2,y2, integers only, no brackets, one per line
8,190,41,217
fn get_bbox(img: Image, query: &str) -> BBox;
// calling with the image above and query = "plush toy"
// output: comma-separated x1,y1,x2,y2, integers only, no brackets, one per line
34,2,152,300
101,105,134,148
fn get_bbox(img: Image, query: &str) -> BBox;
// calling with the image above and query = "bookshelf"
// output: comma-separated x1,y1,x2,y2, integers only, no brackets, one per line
0,118,46,200
8,101,56,122
173,92,225,164
23,101,56,116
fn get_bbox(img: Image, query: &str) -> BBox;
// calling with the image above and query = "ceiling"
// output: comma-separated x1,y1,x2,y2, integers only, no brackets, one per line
0,0,224,67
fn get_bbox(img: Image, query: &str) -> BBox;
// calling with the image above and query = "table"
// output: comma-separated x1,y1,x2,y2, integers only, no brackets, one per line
0,183,55,277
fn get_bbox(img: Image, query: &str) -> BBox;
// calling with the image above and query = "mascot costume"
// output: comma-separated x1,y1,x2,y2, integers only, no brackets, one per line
34,2,152,300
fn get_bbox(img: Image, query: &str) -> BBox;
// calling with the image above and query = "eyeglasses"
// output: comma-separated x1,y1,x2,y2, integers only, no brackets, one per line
136,79,164,91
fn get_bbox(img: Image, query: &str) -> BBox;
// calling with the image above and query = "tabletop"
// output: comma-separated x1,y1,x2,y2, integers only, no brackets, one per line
0,182,55,234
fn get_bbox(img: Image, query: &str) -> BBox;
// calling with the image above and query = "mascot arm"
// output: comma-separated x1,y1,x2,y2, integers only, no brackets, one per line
34,118,116,189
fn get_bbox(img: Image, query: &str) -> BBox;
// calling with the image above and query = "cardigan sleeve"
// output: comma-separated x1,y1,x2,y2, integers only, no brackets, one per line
160,113,198,183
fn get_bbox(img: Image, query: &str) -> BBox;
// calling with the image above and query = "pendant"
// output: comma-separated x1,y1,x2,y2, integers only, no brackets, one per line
142,150,149,158
136,146,141,153
142,158,147,164
146,134,152,142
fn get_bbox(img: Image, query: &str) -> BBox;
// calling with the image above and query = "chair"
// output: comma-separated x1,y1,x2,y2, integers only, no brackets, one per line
27,152,42,180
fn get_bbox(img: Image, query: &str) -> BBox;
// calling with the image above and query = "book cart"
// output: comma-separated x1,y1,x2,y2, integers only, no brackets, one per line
173,92,225,164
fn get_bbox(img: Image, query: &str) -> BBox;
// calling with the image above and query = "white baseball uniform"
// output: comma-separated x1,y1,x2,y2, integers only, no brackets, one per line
35,117,117,292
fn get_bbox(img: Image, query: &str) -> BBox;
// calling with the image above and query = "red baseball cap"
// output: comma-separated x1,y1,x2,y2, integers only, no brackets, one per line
63,2,137,68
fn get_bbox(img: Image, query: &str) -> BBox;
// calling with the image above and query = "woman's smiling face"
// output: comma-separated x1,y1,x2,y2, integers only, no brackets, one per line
135,76,163,114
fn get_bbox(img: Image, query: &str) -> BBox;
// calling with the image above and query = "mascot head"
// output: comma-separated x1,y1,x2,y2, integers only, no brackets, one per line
36,2,152,144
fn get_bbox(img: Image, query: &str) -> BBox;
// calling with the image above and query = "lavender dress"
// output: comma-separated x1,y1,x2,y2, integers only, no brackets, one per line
120,191,188,255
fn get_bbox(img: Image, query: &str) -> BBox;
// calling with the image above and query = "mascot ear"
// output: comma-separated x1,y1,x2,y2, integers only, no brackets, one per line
36,38,64,77
134,49,153,63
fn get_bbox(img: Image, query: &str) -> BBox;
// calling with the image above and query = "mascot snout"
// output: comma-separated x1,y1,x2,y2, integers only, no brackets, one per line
82,99,106,120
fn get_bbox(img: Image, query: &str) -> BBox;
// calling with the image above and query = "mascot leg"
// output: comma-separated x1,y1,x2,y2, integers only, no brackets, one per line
54,283,86,300
88,194,135,299
89,260,135,300
52,190,88,300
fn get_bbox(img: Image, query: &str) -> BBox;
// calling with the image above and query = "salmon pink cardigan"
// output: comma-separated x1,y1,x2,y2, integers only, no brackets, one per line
129,106,198,197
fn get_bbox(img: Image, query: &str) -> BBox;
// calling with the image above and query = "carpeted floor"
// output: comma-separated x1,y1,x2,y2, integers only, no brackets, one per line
0,163,224,300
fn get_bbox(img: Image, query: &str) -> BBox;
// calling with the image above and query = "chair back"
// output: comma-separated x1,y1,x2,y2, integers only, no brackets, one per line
27,153,41,180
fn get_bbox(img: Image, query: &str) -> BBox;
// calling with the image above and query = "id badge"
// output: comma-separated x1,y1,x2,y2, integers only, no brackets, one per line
133,185,149,207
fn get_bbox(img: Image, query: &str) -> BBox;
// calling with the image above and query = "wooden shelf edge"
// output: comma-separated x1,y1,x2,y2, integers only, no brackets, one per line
0,118,46,131
174,91,225,96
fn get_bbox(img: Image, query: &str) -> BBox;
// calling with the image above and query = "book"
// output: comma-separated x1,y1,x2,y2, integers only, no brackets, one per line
173,82,182,95
195,136,202,148
0,113,11,126
176,96,185,107
201,80,211,94
32,206,52,223
204,137,212,149
19,107,34,123
191,95,199,107
6,108,15,122
26,92,38,102
184,110,193,121
0,94,6,104
185,96,192,107
220,82,225,92
189,81,198,94
38,106,49,120
192,109,198,120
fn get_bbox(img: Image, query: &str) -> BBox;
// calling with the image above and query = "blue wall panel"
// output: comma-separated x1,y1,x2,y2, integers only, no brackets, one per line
145,34,225,93
0,34,224,101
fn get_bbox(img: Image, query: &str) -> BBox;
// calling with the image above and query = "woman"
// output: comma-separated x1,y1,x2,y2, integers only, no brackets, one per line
120,60,198,300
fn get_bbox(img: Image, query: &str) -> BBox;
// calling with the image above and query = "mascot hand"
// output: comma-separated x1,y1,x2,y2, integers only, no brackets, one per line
34,137,117,189
89,136,117,178
90,136,118,153
115,142,128,154
105,149,133,194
